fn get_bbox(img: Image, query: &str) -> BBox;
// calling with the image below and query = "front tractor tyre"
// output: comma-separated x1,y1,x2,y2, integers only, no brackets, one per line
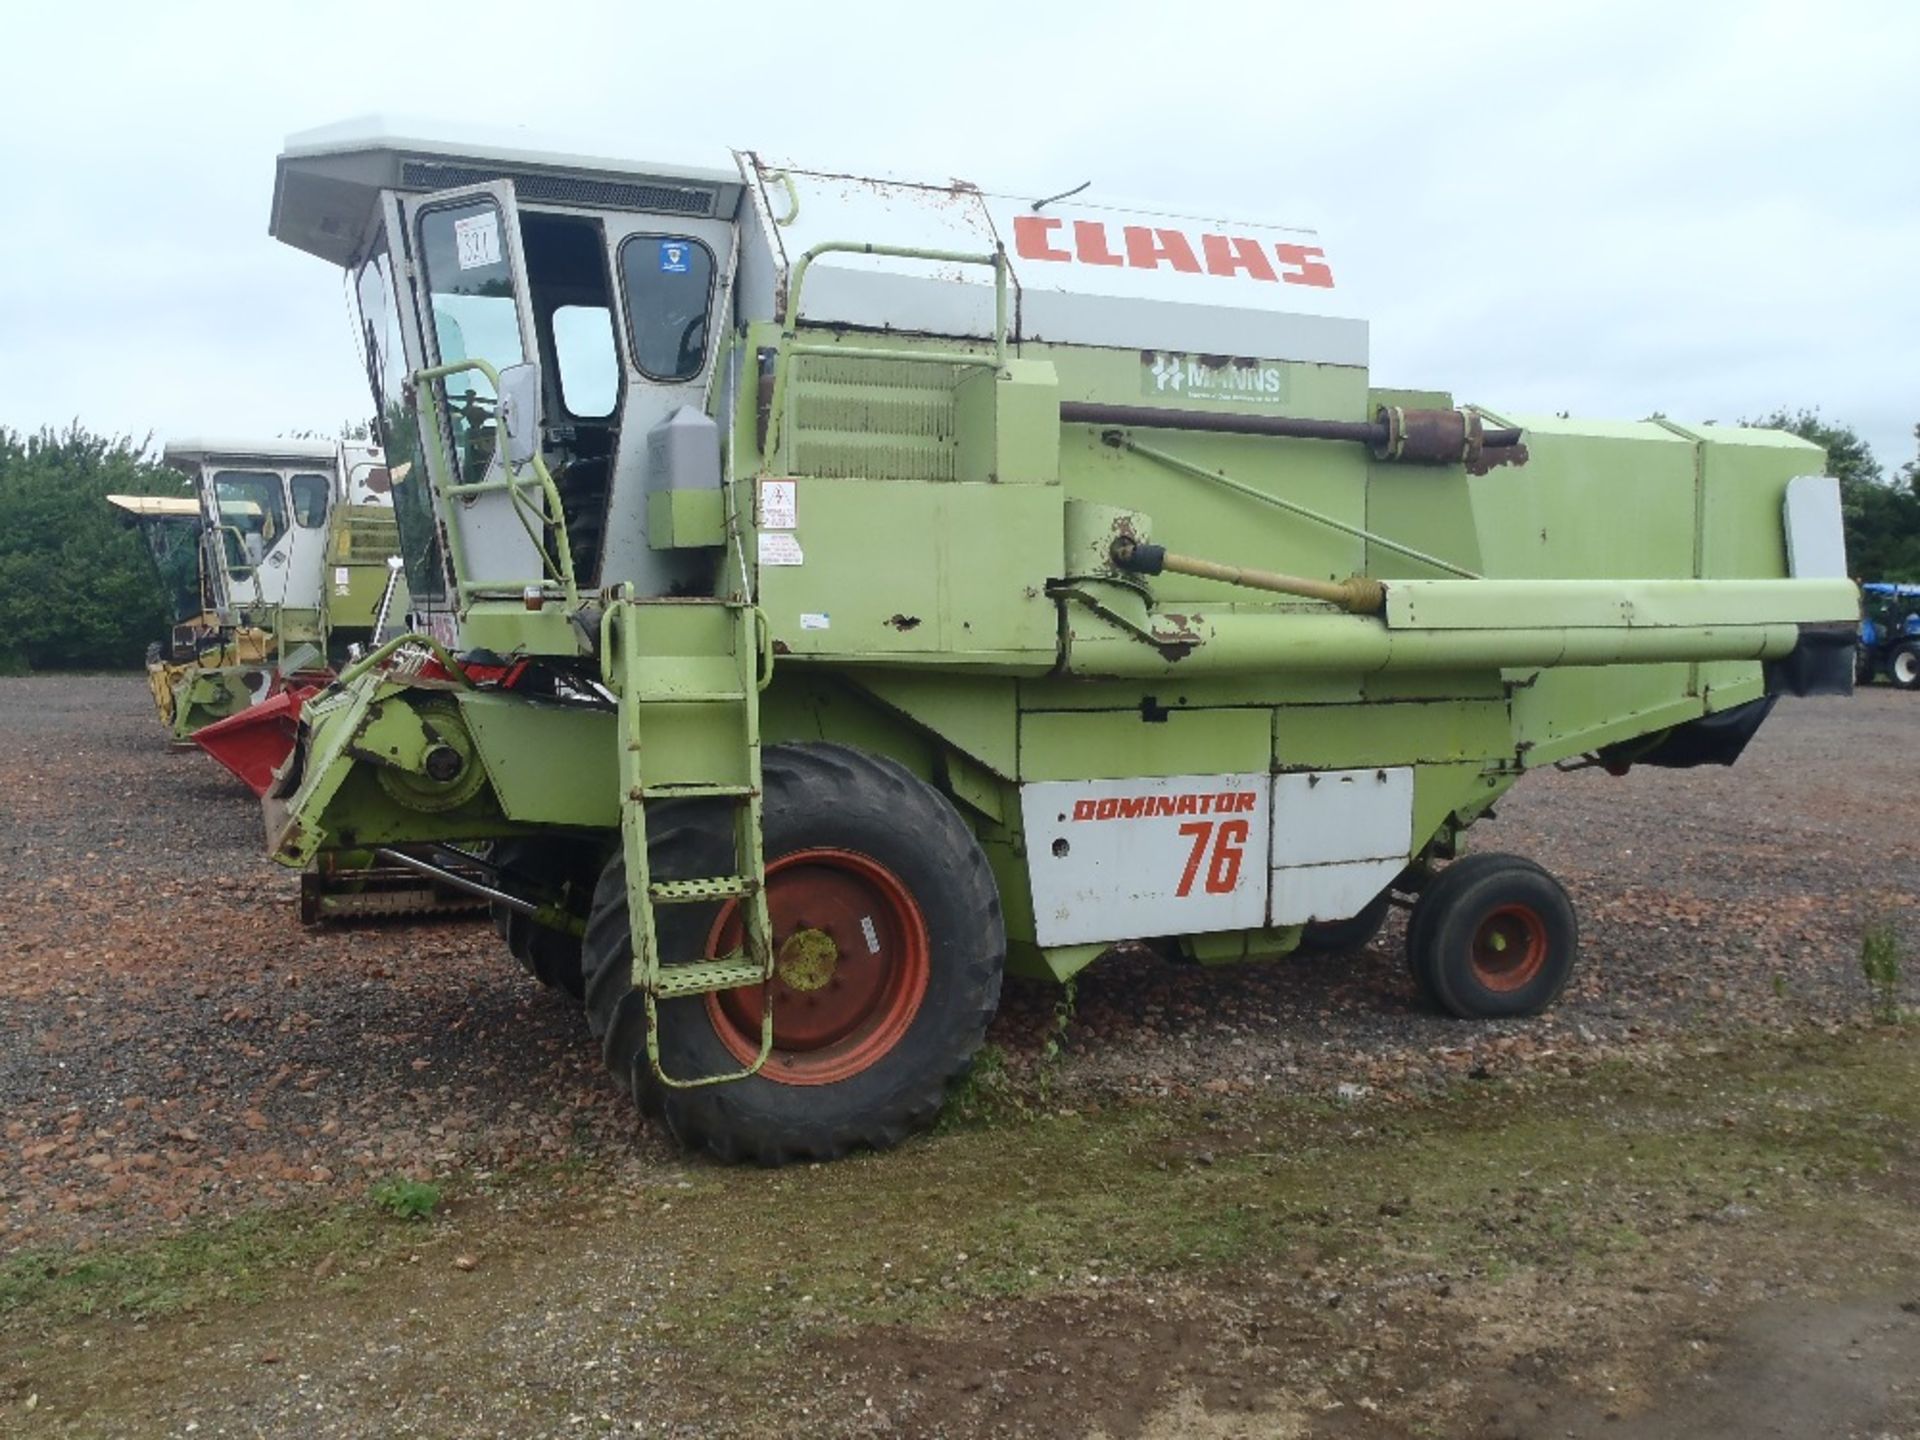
1889,642,1920,691
1407,853,1577,1019
488,839,605,1002
581,743,1006,1164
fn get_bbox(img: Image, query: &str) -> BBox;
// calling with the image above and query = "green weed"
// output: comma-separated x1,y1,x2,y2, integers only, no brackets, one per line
369,1178,442,1222
1861,918,1904,1024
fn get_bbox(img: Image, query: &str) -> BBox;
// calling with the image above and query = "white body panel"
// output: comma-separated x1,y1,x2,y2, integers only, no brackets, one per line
1783,475,1848,579
1021,766,1416,946
1021,773,1271,947
742,159,1368,366
1268,768,1414,925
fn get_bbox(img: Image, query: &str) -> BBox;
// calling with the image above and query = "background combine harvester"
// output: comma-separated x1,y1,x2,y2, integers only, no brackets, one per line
264,121,1857,1163
112,436,405,747
115,436,482,920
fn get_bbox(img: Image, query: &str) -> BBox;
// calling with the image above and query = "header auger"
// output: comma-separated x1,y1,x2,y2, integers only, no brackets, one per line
263,120,1856,1162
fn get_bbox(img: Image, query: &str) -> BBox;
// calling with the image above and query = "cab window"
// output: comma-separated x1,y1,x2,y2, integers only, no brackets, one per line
212,471,288,564
551,304,618,418
618,235,715,382
290,473,330,528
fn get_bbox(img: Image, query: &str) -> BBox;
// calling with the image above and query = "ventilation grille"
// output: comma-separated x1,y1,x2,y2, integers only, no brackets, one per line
401,161,716,217
334,511,402,560
789,356,960,481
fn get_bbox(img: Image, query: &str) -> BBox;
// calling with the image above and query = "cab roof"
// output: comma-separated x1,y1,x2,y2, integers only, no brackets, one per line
163,437,340,467
272,116,743,267
106,494,199,519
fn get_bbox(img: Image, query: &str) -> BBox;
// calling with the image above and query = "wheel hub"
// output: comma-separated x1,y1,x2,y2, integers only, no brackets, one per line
1469,904,1549,992
775,927,839,992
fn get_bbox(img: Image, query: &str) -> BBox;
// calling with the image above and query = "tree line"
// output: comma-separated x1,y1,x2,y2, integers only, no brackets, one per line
1,414,1917,674
0,426,181,674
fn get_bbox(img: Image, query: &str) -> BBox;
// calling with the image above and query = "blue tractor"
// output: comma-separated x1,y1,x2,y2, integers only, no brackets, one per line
1859,582,1920,689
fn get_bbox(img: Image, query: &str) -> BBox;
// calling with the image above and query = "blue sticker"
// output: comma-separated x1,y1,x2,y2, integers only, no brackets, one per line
659,241,691,274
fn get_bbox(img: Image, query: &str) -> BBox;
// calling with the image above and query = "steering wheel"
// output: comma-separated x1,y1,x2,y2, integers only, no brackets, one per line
675,314,707,378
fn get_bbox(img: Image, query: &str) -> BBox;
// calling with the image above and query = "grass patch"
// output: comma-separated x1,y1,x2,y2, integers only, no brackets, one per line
0,1204,415,1331
644,1025,1920,1354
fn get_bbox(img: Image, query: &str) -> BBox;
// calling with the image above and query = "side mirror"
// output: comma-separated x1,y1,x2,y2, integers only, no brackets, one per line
498,362,542,469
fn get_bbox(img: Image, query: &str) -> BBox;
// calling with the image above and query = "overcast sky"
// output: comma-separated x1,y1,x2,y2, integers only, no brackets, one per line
1,0,1913,471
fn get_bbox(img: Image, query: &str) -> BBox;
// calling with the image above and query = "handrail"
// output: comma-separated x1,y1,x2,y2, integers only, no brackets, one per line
335,631,475,689
413,357,580,609
768,240,1010,473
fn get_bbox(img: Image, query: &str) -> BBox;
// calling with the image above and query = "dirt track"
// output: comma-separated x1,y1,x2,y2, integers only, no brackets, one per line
1,674,1917,1438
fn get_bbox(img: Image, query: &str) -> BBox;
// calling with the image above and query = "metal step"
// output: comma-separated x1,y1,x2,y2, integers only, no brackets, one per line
636,781,756,800
650,876,755,904
653,957,766,999
629,689,750,704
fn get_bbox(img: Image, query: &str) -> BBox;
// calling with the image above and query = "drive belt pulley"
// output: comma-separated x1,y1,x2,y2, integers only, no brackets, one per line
375,697,488,813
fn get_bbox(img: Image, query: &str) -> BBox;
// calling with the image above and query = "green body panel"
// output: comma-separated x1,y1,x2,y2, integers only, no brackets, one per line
648,489,727,549
757,479,1062,666
322,504,405,636
1019,708,1271,782
459,693,620,827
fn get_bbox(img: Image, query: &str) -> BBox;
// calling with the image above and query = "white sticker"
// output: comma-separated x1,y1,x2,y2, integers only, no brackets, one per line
757,532,804,566
334,567,351,586
759,479,797,530
800,612,831,630
859,915,881,954
453,212,502,270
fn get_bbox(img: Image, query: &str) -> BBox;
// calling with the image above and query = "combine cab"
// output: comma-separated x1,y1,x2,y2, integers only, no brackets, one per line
264,121,1857,1162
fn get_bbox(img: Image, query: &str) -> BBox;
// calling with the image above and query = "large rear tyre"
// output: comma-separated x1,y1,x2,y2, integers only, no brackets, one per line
1406,853,1576,1018
581,743,1005,1164
1855,647,1876,687
1890,642,1920,690
489,839,604,1002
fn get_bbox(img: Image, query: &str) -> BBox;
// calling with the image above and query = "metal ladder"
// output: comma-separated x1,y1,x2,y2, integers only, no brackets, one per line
605,597,776,1088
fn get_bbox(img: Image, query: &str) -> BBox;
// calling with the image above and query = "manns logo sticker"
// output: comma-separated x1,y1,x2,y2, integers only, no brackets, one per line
1142,352,1287,405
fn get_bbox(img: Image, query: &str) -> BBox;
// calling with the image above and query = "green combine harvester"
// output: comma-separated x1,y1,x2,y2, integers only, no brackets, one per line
265,121,1856,1162
112,437,406,740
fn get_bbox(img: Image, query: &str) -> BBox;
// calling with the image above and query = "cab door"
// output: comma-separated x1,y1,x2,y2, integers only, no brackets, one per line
397,181,548,597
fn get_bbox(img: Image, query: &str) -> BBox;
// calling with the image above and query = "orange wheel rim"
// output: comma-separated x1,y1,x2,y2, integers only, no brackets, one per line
1469,903,1548,992
703,848,930,1086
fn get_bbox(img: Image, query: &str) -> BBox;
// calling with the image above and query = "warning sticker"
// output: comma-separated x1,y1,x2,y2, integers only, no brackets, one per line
758,532,804,566
758,479,797,529
800,612,831,630
453,211,501,270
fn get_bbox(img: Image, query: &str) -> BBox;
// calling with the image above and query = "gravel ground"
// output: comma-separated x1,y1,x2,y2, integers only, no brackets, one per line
2,674,1915,1252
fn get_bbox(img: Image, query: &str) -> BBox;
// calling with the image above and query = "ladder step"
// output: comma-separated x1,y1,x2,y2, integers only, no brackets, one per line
650,876,755,904
635,781,756,800
630,689,750,704
653,957,767,999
